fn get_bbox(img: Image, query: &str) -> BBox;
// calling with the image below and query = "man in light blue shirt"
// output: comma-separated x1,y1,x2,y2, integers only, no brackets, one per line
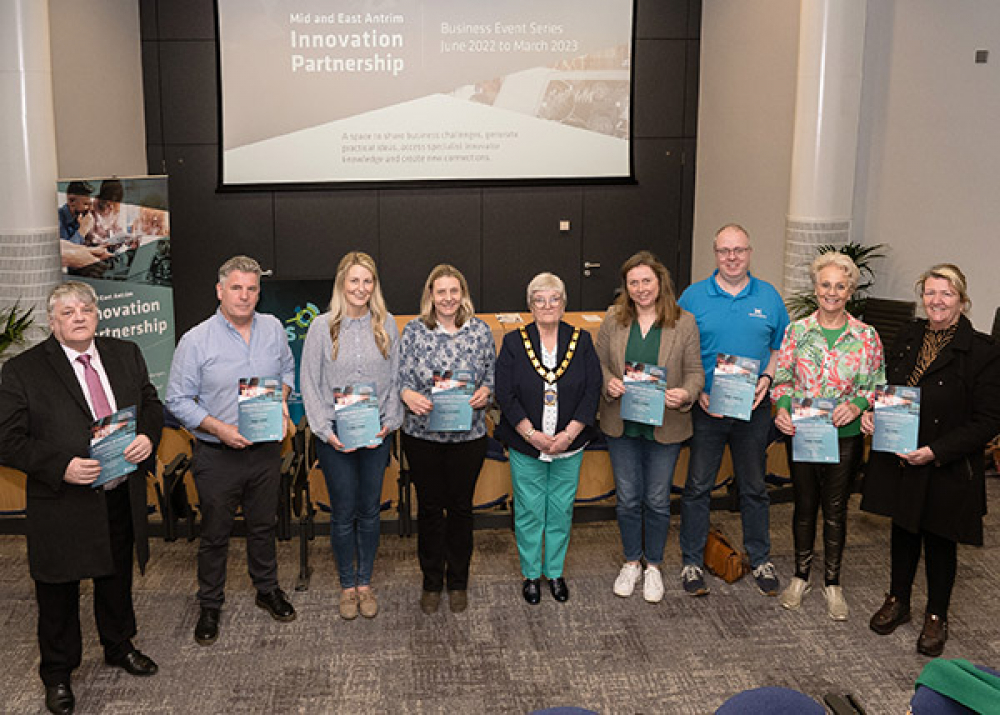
678,224,789,598
166,255,297,646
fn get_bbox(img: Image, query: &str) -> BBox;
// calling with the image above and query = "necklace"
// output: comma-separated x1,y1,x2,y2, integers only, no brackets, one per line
520,326,580,384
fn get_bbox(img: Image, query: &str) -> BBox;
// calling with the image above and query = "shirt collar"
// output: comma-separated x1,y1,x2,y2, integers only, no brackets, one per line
709,269,757,298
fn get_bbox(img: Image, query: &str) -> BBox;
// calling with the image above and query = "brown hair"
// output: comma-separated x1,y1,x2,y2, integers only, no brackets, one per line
419,264,475,330
613,250,681,328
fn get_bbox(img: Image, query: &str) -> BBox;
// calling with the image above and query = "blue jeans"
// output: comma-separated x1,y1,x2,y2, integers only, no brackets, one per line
606,435,681,565
316,439,391,589
680,401,772,568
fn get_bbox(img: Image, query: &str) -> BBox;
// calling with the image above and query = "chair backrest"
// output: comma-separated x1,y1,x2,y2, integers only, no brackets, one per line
863,297,916,349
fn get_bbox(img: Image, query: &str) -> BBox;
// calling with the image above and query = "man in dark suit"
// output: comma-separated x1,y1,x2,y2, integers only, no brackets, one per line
0,282,164,715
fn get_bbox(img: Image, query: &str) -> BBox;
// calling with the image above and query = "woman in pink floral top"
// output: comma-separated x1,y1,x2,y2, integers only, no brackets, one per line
771,252,885,621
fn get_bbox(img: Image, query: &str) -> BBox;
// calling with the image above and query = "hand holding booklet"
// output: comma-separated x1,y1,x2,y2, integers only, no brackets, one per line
334,383,382,450
791,396,839,463
708,353,760,421
871,385,921,454
427,369,474,432
89,405,137,488
621,362,667,427
237,376,284,443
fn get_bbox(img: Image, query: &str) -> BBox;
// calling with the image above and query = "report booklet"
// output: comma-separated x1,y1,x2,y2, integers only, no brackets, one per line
334,383,382,450
89,405,137,487
621,362,667,427
791,397,839,463
871,385,921,454
428,368,474,432
238,376,283,443
708,353,761,421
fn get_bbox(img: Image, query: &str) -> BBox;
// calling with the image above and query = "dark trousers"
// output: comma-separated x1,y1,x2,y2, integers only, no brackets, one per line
402,433,487,592
192,441,281,608
890,522,958,617
35,484,136,686
790,435,863,585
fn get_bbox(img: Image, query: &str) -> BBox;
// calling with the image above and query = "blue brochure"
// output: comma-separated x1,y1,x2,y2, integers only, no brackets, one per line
238,376,284,443
90,405,137,487
708,353,761,421
872,385,921,454
791,397,839,463
621,362,667,427
428,368,474,432
334,383,382,450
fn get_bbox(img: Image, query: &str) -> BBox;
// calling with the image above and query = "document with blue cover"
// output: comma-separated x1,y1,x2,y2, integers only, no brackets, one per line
791,397,839,463
871,385,921,454
90,405,137,487
238,376,283,443
334,383,382,450
708,353,760,421
428,369,474,432
621,362,667,427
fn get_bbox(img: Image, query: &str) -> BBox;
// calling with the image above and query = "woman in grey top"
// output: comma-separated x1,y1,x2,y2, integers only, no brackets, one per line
399,264,495,615
300,252,403,621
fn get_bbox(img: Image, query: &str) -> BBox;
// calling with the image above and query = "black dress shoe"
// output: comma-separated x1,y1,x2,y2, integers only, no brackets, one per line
549,576,570,602
256,588,296,622
917,613,948,657
194,607,220,646
44,682,74,715
870,594,911,635
522,578,541,605
105,649,159,676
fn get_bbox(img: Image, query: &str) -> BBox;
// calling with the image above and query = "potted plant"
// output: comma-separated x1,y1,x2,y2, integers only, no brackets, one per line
0,303,35,359
785,242,886,320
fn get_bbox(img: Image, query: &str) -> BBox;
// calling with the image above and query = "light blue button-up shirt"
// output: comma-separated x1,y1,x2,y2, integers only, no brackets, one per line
165,309,295,442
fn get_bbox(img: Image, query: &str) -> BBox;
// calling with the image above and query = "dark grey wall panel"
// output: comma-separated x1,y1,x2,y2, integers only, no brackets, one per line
688,0,703,39
157,0,216,41
684,41,701,139
379,190,483,315
146,144,164,176
636,0,690,39
139,0,158,42
273,191,379,281
159,41,217,145
141,41,162,146
677,138,697,291
633,40,688,139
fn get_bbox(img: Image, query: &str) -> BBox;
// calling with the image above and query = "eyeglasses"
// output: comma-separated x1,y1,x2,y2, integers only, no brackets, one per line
531,295,564,308
714,247,751,257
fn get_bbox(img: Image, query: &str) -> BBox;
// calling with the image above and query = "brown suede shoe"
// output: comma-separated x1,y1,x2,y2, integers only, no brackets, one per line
448,589,468,613
869,594,911,635
419,590,441,615
917,613,948,657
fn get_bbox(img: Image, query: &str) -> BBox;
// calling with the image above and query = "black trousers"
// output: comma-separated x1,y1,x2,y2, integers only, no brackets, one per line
35,483,136,686
402,433,487,592
790,435,863,585
890,522,958,617
192,441,282,608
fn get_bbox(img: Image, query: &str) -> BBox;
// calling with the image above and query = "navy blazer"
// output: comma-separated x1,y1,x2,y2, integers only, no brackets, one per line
494,321,602,458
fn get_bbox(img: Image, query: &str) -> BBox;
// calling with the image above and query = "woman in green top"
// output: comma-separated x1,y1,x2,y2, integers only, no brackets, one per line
596,251,704,603
772,252,885,620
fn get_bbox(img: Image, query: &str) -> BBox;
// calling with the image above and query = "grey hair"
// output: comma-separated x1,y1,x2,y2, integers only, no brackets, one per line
47,281,98,316
810,252,860,291
526,272,567,309
218,255,262,284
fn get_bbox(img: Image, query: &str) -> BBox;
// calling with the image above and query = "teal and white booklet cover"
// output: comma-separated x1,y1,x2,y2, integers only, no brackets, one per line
428,369,474,432
708,353,760,421
238,376,283,442
90,405,137,487
621,362,667,427
334,383,382,450
791,396,839,463
872,385,921,454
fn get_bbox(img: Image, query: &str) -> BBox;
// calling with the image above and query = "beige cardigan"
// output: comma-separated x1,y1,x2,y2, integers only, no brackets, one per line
595,305,704,444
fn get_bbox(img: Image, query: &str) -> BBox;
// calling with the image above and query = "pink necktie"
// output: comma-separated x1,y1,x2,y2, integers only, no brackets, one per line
77,354,112,420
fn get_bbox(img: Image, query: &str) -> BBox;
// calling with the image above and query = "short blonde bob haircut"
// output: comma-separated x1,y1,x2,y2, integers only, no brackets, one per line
810,252,860,292
526,272,567,310
915,263,972,314
419,264,475,330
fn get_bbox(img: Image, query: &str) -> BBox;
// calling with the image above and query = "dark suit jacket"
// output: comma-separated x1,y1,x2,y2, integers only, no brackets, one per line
0,335,163,582
494,321,602,458
861,316,1000,545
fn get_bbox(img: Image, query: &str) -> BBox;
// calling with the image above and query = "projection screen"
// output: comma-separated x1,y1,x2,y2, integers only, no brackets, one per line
216,0,636,187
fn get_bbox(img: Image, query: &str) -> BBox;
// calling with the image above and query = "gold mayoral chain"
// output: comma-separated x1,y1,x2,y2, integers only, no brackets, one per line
519,326,580,385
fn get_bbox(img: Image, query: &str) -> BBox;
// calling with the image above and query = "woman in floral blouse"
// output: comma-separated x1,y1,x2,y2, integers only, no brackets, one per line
772,252,884,621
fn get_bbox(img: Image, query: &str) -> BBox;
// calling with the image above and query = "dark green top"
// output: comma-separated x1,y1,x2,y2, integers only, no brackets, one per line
622,321,662,440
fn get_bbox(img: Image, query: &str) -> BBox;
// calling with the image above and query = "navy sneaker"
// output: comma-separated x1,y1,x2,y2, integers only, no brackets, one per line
680,564,709,596
753,562,780,596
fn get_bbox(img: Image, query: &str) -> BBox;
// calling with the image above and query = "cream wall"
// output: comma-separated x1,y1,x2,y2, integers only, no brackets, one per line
48,0,146,179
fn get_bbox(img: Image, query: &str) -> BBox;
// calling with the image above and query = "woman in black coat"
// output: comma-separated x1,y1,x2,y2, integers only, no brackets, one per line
861,264,1000,657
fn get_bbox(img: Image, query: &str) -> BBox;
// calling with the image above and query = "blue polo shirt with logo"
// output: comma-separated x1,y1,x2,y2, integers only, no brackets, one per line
678,270,789,393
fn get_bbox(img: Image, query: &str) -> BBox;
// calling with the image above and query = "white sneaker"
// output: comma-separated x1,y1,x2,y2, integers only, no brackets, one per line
779,577,811,610
824,585,849,621
613,562,643,597
643,565,664,603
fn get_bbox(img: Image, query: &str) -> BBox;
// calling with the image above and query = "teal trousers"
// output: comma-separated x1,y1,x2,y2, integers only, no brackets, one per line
509,449,584,579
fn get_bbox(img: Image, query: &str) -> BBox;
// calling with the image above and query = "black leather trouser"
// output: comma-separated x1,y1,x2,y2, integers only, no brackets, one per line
790,435,863,585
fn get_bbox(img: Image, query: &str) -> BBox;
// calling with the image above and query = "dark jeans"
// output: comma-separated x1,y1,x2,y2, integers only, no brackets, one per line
890,522,958,617
790,434,863,585
192,441,282,607
36,483,136,686
402,433,487,592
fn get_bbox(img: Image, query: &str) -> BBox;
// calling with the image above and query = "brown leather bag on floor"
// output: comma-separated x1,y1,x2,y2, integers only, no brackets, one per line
704,527,750,583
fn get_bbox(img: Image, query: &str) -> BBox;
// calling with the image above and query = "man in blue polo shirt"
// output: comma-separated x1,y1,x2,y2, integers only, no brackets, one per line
677,224,789,597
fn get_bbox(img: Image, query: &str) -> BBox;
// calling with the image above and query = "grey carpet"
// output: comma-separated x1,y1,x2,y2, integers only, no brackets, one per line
3,483,1000,714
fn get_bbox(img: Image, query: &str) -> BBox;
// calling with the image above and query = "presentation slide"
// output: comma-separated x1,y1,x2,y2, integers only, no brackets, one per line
217,0,635,186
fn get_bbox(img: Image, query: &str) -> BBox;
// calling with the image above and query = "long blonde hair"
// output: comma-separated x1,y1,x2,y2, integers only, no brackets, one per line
418,264,475,330
327,252,391,360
